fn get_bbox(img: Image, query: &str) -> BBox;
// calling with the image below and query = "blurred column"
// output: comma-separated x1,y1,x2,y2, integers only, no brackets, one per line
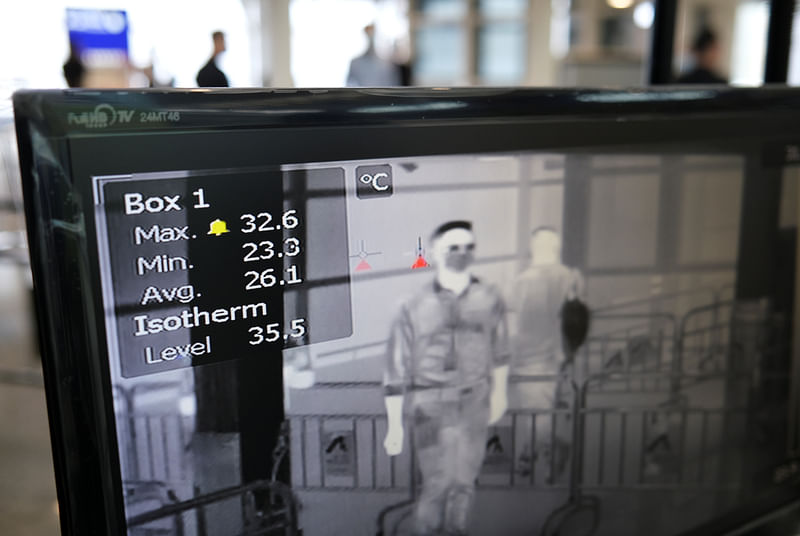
243,0,264,87
648,0,677,84
712,3,738,81
735,160,782,304
526,0,555,85
765,0,795,83
727,158,782,473
255,0,293,87
572,0,600,55
561,155,591,269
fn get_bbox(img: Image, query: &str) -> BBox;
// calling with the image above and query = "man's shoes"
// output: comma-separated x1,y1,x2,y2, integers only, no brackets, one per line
515,450,533,478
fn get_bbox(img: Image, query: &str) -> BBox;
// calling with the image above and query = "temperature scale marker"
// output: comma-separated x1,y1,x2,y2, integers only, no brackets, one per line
350,240,382,272
411,236,429,269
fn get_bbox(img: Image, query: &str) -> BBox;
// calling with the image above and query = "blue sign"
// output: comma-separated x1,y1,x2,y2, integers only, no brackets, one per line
67,8,129,54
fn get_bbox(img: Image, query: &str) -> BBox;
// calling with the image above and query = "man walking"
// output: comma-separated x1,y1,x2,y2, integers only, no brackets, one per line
511,227,584,481
383,220,510,535
196,31,229,87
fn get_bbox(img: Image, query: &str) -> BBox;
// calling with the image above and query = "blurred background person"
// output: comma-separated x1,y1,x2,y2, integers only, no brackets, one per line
510,227,585,481
390,36,413,86
197,30,229,87
62,41,86,88
346,23,400,87
676,26,727,84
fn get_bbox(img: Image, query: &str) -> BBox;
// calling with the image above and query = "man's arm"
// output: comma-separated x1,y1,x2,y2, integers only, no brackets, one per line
489,292,511,424
383,395,404,455
383,306,413,456
489,364,509,424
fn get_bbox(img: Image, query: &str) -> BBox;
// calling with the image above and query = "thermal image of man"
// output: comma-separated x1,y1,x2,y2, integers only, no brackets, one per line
383,220,510,535
511,227,584,480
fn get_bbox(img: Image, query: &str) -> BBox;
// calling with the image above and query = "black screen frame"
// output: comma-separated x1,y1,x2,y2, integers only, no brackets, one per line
13,87,800,535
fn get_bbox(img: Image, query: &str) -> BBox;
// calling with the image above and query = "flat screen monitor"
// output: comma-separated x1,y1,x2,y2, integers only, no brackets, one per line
13,87,800,535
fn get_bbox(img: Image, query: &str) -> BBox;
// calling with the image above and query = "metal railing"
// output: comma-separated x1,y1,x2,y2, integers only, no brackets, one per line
579,313,678,393
122,419,299,536
127,479,298,536
112,289,789,535
305,286,732,373
283,372,753,535
541,371,753,536
677,301,735,374
591,286,721,316
113,383,193,486
298,286,735,398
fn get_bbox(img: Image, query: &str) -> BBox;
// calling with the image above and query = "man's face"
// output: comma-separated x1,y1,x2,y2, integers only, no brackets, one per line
432,228,476,273
530,229,560,260
700,41,720,68
214,35,226,55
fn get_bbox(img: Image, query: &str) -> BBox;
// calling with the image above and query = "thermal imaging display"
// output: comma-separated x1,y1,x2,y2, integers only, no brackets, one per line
13,89,800,536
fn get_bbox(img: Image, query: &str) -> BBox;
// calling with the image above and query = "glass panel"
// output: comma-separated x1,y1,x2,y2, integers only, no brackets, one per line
477,21,527,83
556,0,652,86
677,169,743,264
729,0,768,85
413,25,466,83
478,0,527,18
587,173,660,268
418,0,467,18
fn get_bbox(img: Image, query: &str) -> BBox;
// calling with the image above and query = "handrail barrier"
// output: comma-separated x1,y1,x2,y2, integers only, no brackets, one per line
126,479,298,536
115,286,791,535
677,301,735,374
112,382,192,485
541,371,753,536
580,313,678,394
371,375,572,536
591,286,719,316
305,285,730,372
287,370,759,534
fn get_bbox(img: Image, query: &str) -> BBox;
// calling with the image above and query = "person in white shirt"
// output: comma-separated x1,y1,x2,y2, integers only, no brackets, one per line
511,227,584,481
346,24,401,87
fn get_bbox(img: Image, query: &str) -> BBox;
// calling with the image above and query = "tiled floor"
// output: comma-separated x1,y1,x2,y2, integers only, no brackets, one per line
0,262,60,535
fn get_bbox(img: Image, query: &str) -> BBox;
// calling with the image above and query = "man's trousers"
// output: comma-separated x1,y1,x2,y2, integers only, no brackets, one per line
410,381,490,535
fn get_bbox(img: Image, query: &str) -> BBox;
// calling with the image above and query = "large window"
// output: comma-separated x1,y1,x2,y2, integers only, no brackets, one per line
411,0,657,87
412,0,529,85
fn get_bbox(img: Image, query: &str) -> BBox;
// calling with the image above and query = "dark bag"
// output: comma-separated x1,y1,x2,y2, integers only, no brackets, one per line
561,297,590,357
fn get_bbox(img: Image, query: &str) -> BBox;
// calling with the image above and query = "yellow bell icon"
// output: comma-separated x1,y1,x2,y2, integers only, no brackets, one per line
207,219,230,236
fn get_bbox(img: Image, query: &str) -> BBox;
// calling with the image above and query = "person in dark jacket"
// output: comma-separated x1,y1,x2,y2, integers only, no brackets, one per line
63,41,86,88
676,27,727,84
196,31,229,87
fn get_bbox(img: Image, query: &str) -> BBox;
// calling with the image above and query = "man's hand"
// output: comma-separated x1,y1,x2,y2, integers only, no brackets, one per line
383,394,404,456
489,391,507,424
384,425,404,456
489,364,510,424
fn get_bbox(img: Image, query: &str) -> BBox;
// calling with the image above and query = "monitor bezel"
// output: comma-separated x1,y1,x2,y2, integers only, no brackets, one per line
13,87,800,535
